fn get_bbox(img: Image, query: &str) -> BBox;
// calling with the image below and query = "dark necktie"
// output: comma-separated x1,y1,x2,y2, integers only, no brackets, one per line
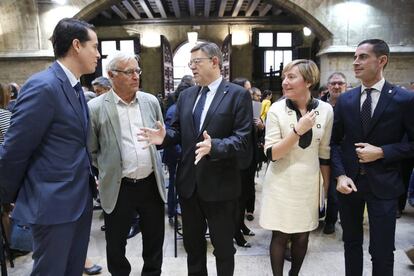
193,86,209,132
74,82,88,128
361,88,373,134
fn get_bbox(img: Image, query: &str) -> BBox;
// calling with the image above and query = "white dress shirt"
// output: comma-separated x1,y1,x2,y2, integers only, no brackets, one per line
193,76,223,131
114,92,153,179
56,60,79,89
360,78,385,116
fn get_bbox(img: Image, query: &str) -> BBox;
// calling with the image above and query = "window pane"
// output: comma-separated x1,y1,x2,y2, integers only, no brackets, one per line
277,33,292,47
283,51,292,65
101,41,116,56
264,51,274,72
101,58,109,78
274,51,283,72
120,40,135,54
259,33,273,47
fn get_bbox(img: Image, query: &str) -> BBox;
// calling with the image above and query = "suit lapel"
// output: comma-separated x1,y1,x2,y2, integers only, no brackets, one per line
366,81,395,136
199,80,228,136
52,62,87,136
104,91,123,151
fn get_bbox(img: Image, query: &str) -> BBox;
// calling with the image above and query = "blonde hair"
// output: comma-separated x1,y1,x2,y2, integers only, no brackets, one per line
282,59,320,89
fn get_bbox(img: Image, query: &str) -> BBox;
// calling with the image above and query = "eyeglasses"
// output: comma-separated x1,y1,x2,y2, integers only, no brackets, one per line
188,57,212,68
329,81,345,86
112,68,142,76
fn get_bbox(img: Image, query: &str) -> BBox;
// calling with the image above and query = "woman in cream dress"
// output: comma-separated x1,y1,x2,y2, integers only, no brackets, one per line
259,59,333,276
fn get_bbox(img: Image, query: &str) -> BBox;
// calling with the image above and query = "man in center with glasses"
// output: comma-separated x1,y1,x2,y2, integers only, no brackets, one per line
139,42,252,275
88,50,166,276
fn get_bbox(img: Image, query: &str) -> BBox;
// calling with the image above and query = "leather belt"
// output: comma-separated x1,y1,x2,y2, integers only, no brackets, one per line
121,173,154,185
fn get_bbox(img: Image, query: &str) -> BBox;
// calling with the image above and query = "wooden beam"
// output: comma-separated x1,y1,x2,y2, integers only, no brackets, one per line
218,0,227,17
138,0,154,19
204,0,211,17
259,4,273,16
188,0,195,17
231,0,244,17
154,0,167,18
122,0,140,19
111,5,128,20
245,0,260,17
172,0,181,18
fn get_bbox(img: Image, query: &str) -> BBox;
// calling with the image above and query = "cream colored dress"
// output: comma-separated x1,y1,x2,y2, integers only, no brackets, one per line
259,99,333,233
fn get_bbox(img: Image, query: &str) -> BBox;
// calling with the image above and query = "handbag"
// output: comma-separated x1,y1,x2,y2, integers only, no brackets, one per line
9,219,33,252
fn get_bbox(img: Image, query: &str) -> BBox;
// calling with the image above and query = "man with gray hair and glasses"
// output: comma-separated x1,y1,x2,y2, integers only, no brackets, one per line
139,42,252,276
88,50,166,275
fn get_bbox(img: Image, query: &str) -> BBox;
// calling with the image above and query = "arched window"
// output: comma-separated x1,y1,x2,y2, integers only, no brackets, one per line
173,41,201,87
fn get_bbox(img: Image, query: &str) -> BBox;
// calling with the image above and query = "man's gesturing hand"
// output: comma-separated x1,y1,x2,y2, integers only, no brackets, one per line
137,121,166,149
195,131,211,165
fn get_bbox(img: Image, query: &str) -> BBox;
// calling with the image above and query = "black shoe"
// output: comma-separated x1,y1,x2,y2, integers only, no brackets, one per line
284,247,292,262
84,264,102,275
100,225,106,231
323,223,335,234
246,213,254,221
168,217,174,227
235,239,251,248
396,209,402,219
127,222,141,239
241,227,255,236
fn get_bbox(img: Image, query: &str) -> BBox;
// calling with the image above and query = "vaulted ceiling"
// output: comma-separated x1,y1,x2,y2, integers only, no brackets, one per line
88,0,300,26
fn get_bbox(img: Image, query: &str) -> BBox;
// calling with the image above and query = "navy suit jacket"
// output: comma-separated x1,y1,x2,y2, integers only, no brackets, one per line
331,81,414,199
163,80,253,201
0,61,93,224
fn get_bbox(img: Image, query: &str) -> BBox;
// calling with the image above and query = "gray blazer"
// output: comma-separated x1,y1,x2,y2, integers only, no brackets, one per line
88,90,166,214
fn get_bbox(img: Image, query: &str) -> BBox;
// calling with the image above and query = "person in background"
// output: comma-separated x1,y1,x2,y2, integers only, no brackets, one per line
260,59,333,276
7,82,20,111
163,79,195,226
321,72,348,235
232,77,252,91
92,76,112,96
260,90,273,122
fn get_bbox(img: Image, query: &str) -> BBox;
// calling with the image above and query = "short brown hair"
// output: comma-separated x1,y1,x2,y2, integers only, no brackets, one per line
282,59,320,90
0,83,11,109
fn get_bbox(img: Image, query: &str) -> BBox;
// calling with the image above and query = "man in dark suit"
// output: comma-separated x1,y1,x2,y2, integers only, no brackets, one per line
0,18,100,275
331,39,414,276
139,42,252,276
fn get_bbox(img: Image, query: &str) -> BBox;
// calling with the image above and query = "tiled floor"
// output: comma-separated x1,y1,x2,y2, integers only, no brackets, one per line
5,169,414,275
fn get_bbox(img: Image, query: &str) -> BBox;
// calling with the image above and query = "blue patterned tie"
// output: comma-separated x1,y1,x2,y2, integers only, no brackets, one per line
193,86,209,132
74,82,88,129
361,88,373,134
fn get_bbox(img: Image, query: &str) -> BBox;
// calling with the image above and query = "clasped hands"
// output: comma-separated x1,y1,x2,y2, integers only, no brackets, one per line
137,121,211,165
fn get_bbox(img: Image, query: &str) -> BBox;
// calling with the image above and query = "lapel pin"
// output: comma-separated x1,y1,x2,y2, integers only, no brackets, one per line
388,89,392,94
224,90,228,94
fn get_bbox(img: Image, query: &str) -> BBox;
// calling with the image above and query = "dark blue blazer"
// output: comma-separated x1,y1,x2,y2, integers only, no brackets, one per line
0,61,93,224
331,81,414,199
163,80,253,201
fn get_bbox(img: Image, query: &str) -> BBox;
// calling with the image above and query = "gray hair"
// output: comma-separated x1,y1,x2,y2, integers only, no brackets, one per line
91,76,111,88
191,42,223,69
105,50,140,74
327,72,347,83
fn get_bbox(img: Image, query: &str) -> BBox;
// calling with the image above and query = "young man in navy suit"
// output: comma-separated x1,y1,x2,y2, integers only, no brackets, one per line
331,39,414,276
139,42,252,276
0,18,100,275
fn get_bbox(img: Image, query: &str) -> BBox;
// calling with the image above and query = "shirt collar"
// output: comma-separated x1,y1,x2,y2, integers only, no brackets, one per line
56,60,79,87
361,78,385,94
205,76,223,93
113,90,138,105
